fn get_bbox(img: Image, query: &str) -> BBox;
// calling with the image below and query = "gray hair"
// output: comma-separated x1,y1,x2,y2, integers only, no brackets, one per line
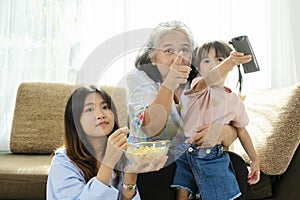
135,20,194,82
147,20,194,59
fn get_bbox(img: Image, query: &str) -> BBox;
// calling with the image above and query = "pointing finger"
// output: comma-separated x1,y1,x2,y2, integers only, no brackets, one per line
172,51,183,66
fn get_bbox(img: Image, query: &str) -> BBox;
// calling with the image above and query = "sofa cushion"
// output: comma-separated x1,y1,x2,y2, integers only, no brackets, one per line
10,83,74,154
10,83,127,154
234,83,300,175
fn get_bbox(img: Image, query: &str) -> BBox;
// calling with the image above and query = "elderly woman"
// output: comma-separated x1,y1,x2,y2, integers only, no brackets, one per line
126,21,245,200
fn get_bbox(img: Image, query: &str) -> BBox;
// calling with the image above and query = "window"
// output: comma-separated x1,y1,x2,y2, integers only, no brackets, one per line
0,0,299,150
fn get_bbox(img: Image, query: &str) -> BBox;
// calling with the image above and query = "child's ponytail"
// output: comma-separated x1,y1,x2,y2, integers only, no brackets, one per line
237,65,243,93
237,65,246,101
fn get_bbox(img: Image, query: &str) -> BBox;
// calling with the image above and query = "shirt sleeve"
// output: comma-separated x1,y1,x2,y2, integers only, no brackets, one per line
184,77,203,95
47,150,141,200
126,70,158,143
230,95,249,128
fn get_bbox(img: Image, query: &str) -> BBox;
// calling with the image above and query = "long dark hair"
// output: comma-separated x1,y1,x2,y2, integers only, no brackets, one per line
135,20,197,84
64,85,119,182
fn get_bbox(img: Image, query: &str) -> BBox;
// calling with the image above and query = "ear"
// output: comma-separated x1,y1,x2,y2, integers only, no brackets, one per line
151,58,156,65
149,49,156,65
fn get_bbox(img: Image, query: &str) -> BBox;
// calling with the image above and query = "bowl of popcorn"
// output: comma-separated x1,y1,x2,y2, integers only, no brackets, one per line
125,140,170,165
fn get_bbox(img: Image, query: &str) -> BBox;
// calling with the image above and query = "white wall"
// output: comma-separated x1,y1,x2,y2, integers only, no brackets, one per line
289,0,300,81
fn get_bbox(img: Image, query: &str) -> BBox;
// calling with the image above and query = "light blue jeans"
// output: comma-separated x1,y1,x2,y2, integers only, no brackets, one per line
171,143,241,200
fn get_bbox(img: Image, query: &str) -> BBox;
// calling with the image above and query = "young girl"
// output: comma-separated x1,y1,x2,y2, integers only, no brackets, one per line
171,40,260,200
47,86,164,200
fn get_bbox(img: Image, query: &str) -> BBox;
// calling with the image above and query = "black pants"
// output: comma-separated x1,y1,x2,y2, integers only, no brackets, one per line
137,151,248,200
227,151,248,200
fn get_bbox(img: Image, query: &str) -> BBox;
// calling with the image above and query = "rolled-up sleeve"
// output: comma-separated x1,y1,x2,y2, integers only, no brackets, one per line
126,70,159,143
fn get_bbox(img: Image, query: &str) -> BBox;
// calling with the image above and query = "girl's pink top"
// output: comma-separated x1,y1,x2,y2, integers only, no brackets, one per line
183,76,249,137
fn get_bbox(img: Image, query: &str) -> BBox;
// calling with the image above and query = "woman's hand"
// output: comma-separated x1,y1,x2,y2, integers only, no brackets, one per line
97,127,129,185
102,127,129,168
185,125,209,146
162,52,191,92
185,124,223,147
185,124,237,148
125,156,168,173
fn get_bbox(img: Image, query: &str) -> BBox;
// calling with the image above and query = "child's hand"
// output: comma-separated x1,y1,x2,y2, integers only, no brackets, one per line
227,51,252,67
248,160,260,185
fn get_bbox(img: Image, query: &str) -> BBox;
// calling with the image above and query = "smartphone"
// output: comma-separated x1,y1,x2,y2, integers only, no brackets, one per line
230,35,260,73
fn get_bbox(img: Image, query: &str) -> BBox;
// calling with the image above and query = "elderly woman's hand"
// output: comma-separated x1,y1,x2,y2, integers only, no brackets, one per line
185,125,208,147
185,124,224,148
162,52,191,92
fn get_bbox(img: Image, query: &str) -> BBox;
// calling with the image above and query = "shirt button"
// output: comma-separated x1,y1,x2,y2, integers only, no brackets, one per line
206,149,211,154
188,147,194,152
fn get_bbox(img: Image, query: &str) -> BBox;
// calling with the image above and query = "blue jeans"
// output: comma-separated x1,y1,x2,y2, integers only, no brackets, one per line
171,143,241,200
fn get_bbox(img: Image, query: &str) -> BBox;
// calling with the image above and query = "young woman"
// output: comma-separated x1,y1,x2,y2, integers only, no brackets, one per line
47,86,165,200
126,21,242,200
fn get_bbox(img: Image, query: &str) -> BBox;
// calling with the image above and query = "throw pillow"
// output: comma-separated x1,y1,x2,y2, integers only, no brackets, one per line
234,83,300,175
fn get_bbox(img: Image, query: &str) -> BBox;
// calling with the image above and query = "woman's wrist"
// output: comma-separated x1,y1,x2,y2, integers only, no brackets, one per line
122,173,137,199
123,173,137,185
122,182,136,191
96,164,113,186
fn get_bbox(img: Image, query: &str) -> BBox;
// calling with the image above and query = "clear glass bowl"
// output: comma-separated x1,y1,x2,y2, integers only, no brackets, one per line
125,140,170,165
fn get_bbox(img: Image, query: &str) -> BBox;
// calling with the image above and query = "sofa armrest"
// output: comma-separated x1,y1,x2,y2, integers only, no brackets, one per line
0,152,52,199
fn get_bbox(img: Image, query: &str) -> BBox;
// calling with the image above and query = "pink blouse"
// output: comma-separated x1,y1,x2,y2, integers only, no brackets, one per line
183,77,249,138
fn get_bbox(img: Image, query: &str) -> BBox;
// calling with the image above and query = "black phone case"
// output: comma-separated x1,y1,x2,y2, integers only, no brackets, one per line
230,35,260,73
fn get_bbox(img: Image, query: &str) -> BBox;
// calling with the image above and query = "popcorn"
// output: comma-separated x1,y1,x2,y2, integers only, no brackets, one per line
125,140,170,165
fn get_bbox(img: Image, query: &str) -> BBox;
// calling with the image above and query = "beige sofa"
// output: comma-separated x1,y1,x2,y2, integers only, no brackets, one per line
234,83,300,199
0,82,299,199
